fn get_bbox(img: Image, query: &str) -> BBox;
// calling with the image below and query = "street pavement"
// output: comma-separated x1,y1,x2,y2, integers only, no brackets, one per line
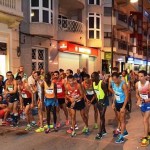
0,92,150,150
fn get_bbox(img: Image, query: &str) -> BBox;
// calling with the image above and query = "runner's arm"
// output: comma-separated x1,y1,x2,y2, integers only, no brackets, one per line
135,82,141,103
54,83,57,99
122,83,129,109
108,78,115,94
101,81,108,100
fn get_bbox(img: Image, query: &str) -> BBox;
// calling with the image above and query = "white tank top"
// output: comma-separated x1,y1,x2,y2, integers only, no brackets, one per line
138,81,150,100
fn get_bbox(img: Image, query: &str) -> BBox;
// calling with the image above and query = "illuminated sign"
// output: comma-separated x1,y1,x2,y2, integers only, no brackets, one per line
59,43,67,49
78,47,91,54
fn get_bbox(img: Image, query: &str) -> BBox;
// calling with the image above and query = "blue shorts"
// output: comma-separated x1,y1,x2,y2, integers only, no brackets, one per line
140,103,150,112
44,98,58,107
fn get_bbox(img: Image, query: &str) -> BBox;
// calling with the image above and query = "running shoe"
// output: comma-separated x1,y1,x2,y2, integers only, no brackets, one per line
115,134,124,144
71,131,76,137
35,127,45,133
54,126,58,132
75,124,79,130
25,124,32,131
31,122,37,127
95,133,102,140
45,128,51,134
82,127,89,133
67,128,73,134
123,130,128,137
44,124,54,129
141,137,149,147
93,123,98,129
113,129,121,137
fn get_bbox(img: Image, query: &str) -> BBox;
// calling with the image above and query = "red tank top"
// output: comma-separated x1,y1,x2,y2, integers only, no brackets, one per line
21,88,32,99
67,83,81,99
53,79,65,98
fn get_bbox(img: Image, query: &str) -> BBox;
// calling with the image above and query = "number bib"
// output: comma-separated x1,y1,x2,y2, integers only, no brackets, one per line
46,89,53,94
57,88,62,93
140,94,148,100
8,87,13,92
86,90,94,95
115,94,120,101
22,93,27,99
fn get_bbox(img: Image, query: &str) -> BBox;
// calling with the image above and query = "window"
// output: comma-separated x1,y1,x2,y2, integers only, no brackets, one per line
88,13,101,39
104,7,112,16
30,0,53,24
32,48,45,71
88,0,100,5
104,32,112,38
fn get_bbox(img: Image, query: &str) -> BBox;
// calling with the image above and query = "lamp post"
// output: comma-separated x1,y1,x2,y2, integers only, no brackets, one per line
146,20,150,72
111,0,114,73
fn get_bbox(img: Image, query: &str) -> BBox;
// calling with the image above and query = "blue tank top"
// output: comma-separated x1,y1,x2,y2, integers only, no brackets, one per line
113,81,125,103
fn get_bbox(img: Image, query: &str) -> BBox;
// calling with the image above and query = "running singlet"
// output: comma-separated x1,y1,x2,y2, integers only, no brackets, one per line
67,83,81,101
53,79,65,98
44,82,55,99
113,81,125,103
21,88,32,99
138,81,150,100
83,80,94,95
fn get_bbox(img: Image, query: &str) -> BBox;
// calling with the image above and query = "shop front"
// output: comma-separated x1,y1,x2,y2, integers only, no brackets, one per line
58,41,98,74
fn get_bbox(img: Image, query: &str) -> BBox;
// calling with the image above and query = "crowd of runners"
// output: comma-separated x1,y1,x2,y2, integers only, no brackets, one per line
0,66,150,147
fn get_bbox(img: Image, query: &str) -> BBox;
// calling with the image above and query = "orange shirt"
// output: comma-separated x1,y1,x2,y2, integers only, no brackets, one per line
44,82,55,99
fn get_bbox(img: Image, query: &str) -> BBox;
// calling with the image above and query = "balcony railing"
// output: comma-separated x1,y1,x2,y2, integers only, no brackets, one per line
0,0,16,9
118,13,128,23
58,18,84,34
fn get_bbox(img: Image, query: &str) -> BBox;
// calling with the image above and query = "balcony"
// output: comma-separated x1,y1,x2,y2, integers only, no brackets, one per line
29,23,54,38
0,0,23,27
115,12,133,33
58,18,85,45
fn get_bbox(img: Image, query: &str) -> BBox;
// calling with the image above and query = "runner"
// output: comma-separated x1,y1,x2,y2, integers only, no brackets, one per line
4,71,19,127
33,71,45,133
136,70,150,147
65,75,89,137
108,67,121,137
17,76,34,131
82,74,98,129
91,72,109,140
44,72,58,133
53,71,69,126
111,72,129,143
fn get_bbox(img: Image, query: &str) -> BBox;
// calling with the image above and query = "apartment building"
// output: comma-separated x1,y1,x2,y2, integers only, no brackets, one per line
20,0,106,75
0,0,23,75
103,0,150,73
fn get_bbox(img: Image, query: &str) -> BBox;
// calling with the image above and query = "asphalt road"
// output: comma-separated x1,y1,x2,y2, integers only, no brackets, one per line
0,92,150,150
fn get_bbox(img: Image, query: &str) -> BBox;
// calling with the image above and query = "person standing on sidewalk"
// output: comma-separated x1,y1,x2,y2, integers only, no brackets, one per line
136,70,150,147
111,72,129,143
91,72,109,140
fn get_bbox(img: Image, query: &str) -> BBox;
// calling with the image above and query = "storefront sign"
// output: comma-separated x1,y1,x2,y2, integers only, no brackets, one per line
134,58,143,65
104,52,111,60
59,41,98,57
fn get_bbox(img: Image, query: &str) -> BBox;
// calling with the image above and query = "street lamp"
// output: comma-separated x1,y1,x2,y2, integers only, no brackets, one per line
111,0,114,73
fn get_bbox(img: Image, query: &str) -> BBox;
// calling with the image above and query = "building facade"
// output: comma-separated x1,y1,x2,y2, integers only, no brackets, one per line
20,0,104,75
0,0,23,76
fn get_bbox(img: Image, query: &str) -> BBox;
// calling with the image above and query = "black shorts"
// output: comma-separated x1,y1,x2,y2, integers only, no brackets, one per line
58,98,65,105
86,95,97,105
66,102,71,108
73,99,85,110
115,102,128,112
9,94,19,103
23,98,32,107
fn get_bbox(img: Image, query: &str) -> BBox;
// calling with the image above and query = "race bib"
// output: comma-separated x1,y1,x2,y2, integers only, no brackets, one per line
86,90,94,95
115,94,120,101
95,90,100,96
140,94,148,100
22,93,27,99
57,88,62,93
46,89,53,94
8,87,13,92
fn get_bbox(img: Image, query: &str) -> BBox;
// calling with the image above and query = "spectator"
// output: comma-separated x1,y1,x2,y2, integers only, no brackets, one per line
74,69,82,83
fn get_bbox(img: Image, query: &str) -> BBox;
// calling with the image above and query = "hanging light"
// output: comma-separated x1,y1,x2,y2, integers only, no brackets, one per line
130,0,138,3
